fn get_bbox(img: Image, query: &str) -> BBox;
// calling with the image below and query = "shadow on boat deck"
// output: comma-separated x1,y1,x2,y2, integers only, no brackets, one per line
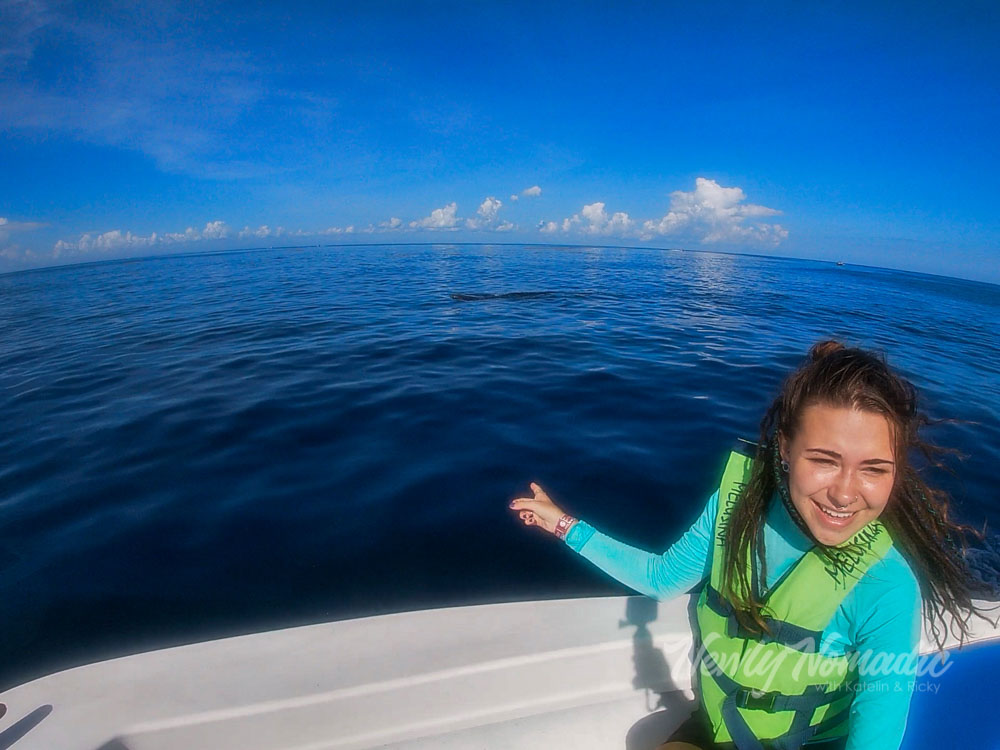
0,705,52,750
620,595,700,749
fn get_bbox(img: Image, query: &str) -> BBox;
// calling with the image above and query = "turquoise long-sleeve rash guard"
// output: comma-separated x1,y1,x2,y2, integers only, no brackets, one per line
563,488,923,750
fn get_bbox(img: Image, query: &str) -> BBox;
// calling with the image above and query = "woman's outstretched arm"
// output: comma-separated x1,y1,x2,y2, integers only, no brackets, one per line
563,491,717,601
510,486,717,601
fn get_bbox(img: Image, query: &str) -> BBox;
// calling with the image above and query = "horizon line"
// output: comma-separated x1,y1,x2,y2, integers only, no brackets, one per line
1,241,996,290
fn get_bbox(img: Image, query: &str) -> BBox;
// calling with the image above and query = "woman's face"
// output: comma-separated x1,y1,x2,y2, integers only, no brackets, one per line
779,404,896,547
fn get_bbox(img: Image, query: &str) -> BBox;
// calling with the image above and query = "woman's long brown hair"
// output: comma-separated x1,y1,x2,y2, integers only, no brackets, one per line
721,340,996,650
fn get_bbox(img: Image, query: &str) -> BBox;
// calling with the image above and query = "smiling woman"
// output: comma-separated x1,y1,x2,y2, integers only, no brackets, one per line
510,340,994,750
779,405,896,546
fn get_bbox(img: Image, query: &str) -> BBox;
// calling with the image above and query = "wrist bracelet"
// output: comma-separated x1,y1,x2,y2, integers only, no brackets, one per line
554,514,578,540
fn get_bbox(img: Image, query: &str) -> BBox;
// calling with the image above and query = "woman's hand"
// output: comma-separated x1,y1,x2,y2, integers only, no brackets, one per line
509,482,567,535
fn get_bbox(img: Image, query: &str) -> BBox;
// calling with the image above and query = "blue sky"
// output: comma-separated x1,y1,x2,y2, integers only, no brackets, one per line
1,1,998,282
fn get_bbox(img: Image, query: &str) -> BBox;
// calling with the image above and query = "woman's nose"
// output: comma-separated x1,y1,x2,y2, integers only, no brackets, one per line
829,472,857,507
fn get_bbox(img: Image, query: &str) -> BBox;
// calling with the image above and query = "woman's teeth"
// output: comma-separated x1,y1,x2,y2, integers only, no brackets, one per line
815,502,855,519
822,507,852,518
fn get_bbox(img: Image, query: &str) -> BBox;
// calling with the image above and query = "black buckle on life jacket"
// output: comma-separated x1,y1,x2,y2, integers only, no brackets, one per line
734,687,777,711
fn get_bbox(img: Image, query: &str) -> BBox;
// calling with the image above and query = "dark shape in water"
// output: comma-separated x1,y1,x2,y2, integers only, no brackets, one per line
450,291,559,302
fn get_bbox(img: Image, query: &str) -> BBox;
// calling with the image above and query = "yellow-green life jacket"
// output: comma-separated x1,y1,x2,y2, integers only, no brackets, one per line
695,446,894,749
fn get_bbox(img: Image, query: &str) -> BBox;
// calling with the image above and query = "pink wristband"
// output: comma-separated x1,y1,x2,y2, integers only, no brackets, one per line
554,514,578,540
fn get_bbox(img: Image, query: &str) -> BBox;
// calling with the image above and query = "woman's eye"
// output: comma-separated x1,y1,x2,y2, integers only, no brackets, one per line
810,458,835,466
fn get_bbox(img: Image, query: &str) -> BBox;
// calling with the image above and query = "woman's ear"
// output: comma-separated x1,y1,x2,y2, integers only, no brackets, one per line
777,432,788,463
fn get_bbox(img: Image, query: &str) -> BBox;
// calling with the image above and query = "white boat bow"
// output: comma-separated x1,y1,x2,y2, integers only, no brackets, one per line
1,594,998,750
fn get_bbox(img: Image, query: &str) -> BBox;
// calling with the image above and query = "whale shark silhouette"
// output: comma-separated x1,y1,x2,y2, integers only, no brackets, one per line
449,291,560,301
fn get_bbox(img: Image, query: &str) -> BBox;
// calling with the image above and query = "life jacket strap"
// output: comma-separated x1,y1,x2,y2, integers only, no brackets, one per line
704,586,823,654
777,704,852,750
732,683,851,713
701,650,852,750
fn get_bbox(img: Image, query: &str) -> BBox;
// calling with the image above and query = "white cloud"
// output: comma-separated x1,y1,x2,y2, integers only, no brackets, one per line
54,220,231,255
478,197,501,222
0,216,45,243
466,197,503,229
238,224,285,239
411,203,460,230
163,228,197,242
340,221,389,234
463,197,518,232
511,186,541,202
162,221,231,243
201,220,229,239
639,178,786,244
538,178,787,246
581,203,605,225
555,202,634,236
54,230,157,256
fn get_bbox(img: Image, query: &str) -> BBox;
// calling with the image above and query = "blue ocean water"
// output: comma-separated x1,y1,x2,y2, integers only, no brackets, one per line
1,244,998,690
